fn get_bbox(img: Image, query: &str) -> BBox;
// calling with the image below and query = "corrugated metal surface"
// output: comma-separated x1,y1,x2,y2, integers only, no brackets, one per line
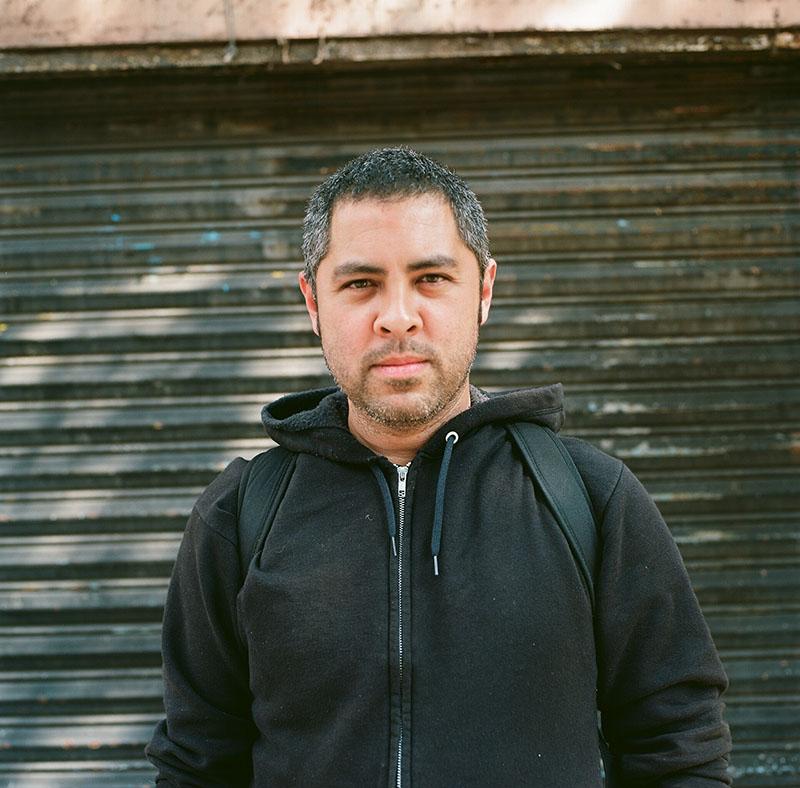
1,57,798,785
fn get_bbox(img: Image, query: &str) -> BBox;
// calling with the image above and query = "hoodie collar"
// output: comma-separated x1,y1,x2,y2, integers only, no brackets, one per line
261,383,565,464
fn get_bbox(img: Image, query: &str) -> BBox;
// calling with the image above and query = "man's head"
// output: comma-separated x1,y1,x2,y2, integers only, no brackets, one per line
298,148,496,444
302,146,491,296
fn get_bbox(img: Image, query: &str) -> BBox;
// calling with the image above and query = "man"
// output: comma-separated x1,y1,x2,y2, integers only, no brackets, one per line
146,147,732,786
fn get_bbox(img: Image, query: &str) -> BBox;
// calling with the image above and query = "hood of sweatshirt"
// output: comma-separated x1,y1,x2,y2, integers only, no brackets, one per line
261,383,565,464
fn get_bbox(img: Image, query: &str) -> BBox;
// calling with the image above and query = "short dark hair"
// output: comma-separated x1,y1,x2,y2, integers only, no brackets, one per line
302,146,491,292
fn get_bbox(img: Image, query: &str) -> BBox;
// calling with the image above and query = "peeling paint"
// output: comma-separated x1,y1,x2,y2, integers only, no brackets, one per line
597,312,656,323
685,530,728,542
3,0,800,52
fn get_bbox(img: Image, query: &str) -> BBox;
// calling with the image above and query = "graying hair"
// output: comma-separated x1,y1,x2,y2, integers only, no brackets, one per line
301,146,491,293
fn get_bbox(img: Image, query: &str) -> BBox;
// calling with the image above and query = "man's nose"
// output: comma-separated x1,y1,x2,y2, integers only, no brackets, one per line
374,286,420,338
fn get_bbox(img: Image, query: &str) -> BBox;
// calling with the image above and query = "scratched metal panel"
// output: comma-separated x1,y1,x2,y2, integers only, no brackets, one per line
0,56,798,785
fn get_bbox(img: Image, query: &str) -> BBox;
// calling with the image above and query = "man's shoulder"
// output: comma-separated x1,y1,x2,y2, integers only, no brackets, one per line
556,434,626,518
191,456,250,544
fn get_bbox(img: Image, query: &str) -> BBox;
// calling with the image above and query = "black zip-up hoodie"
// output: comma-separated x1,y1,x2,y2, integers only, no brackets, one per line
147,384,732,787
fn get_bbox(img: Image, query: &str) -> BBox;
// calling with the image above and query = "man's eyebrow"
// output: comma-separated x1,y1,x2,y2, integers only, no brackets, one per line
408,255,458,271
331,261,384,279
331,255,458,279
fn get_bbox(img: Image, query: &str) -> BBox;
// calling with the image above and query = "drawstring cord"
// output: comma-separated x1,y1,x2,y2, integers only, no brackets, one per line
370,464,397,556
432,431,459,576
370,429,460,573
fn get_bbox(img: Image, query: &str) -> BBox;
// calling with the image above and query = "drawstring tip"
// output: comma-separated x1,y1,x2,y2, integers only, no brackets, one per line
433,555,439,576
391,536,397,557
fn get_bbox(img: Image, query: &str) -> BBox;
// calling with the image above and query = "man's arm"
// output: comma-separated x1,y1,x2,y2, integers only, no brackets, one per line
595,463,732,786
146,459,257,787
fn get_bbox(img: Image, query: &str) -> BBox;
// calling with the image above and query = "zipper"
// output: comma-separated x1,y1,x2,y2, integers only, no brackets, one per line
395,464,408,788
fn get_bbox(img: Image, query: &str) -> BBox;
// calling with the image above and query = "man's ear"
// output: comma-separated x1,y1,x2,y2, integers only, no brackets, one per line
479,258,497,325
298,272,320,336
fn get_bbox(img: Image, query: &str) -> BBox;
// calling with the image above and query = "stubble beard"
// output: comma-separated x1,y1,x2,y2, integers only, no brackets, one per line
319,328,478,432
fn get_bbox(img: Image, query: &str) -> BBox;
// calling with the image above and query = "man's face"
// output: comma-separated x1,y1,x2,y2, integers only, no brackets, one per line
299,194,496,432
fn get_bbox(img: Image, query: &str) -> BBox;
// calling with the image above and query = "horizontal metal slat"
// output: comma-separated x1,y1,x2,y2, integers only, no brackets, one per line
2,127,796,188
725,704,800,743
2,298,798,360
0,668,162,706
565,386,800,430
2,341,797,401
641,473,798,517
0,713,157,754
2,205,798,257
488,210,800,256
672,516,800,562
690,565,800,606
3,168,796,230
0,579,169,624
0,764,154,787
0,432,793,495
723,657,800,697
0,624,162,668
0,534,179,574
0,489,199,535
3,256,795,316
0,401,267,447
705,609,800,651
1,387,796,450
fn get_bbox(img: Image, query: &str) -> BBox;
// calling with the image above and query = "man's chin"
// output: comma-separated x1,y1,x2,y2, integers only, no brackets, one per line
355,392,444,430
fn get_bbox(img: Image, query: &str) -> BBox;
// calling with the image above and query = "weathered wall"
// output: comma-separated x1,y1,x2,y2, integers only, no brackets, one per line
1,0,799,49
1,53,799,784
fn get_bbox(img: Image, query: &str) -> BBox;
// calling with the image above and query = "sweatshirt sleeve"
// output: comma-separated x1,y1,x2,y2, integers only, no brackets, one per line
595,462,733,786
145,458,256,787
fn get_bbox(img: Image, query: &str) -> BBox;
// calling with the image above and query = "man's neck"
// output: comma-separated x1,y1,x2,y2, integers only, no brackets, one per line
347,387,471,466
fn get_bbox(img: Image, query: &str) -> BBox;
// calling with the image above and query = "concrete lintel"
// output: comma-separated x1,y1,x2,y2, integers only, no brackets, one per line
3,0,800,48
1,29,798,77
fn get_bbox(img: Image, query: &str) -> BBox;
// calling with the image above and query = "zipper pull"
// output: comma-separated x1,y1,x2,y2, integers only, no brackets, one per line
397,465,408,498
393,466,408,558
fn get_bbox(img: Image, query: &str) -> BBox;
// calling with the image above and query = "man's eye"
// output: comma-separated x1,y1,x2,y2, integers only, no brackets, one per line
345,279,372,290
419,274,446,284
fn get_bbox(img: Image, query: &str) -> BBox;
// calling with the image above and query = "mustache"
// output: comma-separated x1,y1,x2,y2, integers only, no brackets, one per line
362,341,438,367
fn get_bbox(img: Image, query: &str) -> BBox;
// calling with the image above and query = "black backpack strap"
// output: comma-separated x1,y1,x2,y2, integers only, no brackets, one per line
508,421,618,785
507,421,598,609
236,446,296,579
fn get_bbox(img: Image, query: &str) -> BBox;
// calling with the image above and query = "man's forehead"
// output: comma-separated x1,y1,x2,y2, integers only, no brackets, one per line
329,192,454,223
325,194,462,251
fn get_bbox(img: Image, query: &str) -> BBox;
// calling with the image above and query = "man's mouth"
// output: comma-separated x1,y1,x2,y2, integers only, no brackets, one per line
371,356,429,378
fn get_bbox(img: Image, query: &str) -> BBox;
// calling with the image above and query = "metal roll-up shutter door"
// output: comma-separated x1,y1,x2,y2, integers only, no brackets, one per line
1,56,798,785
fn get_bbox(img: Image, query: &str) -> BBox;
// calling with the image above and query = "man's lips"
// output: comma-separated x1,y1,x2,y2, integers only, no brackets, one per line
371,356,429,378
